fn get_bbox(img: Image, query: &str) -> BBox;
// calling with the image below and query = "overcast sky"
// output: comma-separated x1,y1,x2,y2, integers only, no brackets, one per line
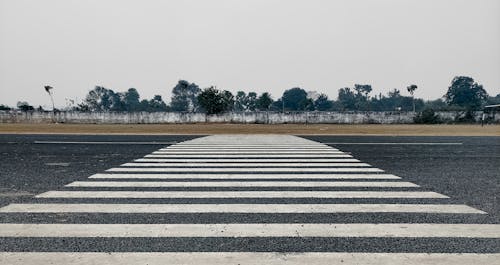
1,0,499,108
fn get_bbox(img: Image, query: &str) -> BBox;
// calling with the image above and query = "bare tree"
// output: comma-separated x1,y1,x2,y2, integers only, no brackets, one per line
407,84,418,112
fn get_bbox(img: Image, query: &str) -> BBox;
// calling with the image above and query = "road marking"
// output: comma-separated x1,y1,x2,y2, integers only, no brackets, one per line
89,173,401,180
173,144,326,147
1,223,498,238
0,191,34,197
34,141,177,145
121,162,371,167
35,191,448,199
160,145,337,148
0,252,498,265
322,142,463,145
44,162,70,167
145,154,353,158
152,151,345,154
106,167,382,172
134,158,361,163
0,203,484,214
66,181,419,188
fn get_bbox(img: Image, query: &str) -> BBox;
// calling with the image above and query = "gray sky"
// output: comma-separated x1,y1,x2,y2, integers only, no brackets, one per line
1,0,499,108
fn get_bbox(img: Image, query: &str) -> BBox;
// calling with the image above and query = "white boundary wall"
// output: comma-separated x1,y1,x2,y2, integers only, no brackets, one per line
0,111,497,124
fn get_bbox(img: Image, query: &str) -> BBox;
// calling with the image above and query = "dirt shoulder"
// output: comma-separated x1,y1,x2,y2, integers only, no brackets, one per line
0,123,499,136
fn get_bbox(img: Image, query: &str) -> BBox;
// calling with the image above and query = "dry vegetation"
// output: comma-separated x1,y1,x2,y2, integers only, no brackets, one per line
0,123,499,136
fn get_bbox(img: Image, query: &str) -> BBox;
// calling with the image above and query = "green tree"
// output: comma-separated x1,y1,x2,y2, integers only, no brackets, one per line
487,94,500,105
444,76,488,110
353,84,372,110
17,101,34,111
83,86,122,111
170,80,201,112
197,87,234,114
369,89,423,111
148,95,168,112
423,98,447,111
338,87,356,110
281,87,312,111
256,92,274,110
0,105,11,111
234,91,258,111
246,92,257,111
314,93,333,111
234,91,247,111
124,88,141,111
407,84,418,112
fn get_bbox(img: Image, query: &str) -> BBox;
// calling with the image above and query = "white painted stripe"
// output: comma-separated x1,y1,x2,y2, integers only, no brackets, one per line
89,173,401,180
106,167,382,172
1,223,497,238
121,163,371,167
161,149,340,152
66,181,419,188
145,154,353,158
323,142,463,145
175,141,328,145
36,191,447,199
34,141,176,145
164,147,336,150
152,151,344,154
135,158,361,163
0,203,484,214
160,148,336,150
0,252,497,265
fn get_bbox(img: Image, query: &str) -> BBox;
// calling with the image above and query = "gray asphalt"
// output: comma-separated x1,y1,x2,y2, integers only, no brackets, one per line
0,134,499,253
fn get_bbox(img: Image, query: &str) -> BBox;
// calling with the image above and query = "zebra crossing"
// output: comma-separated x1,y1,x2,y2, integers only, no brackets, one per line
0,135,498,264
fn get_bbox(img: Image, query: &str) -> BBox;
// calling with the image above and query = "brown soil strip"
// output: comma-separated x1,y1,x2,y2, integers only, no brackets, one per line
0,123,499,136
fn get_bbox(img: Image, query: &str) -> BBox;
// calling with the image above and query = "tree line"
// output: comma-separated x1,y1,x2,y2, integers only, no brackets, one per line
1,76,499,114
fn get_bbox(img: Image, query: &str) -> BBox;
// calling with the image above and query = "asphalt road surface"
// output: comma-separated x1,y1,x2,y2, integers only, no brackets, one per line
0,134,499,264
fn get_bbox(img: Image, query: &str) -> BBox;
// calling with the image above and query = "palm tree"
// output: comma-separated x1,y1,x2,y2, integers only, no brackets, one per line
407,84,418,112
44,85,55,111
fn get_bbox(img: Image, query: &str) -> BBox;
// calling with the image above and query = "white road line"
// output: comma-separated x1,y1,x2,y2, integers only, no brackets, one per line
34,141,177,145
106,167,382,172
121,163,371,167
0,252,498,265
89,173,401,180
145,154,353,158
175,143,328,145
66,181,419,188
35,191,447,199
161,144,337,148
134,158,361,163
322,142,463,145
152,151,345,154
1,223,498,238
0,203,484,214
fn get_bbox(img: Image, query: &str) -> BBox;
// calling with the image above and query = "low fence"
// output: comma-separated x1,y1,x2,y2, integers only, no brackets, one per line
0,111,497,124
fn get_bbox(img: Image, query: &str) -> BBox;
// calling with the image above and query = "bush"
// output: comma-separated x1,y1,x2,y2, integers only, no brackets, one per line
0,104,11,111
456,110,476,123
414,108,441,124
